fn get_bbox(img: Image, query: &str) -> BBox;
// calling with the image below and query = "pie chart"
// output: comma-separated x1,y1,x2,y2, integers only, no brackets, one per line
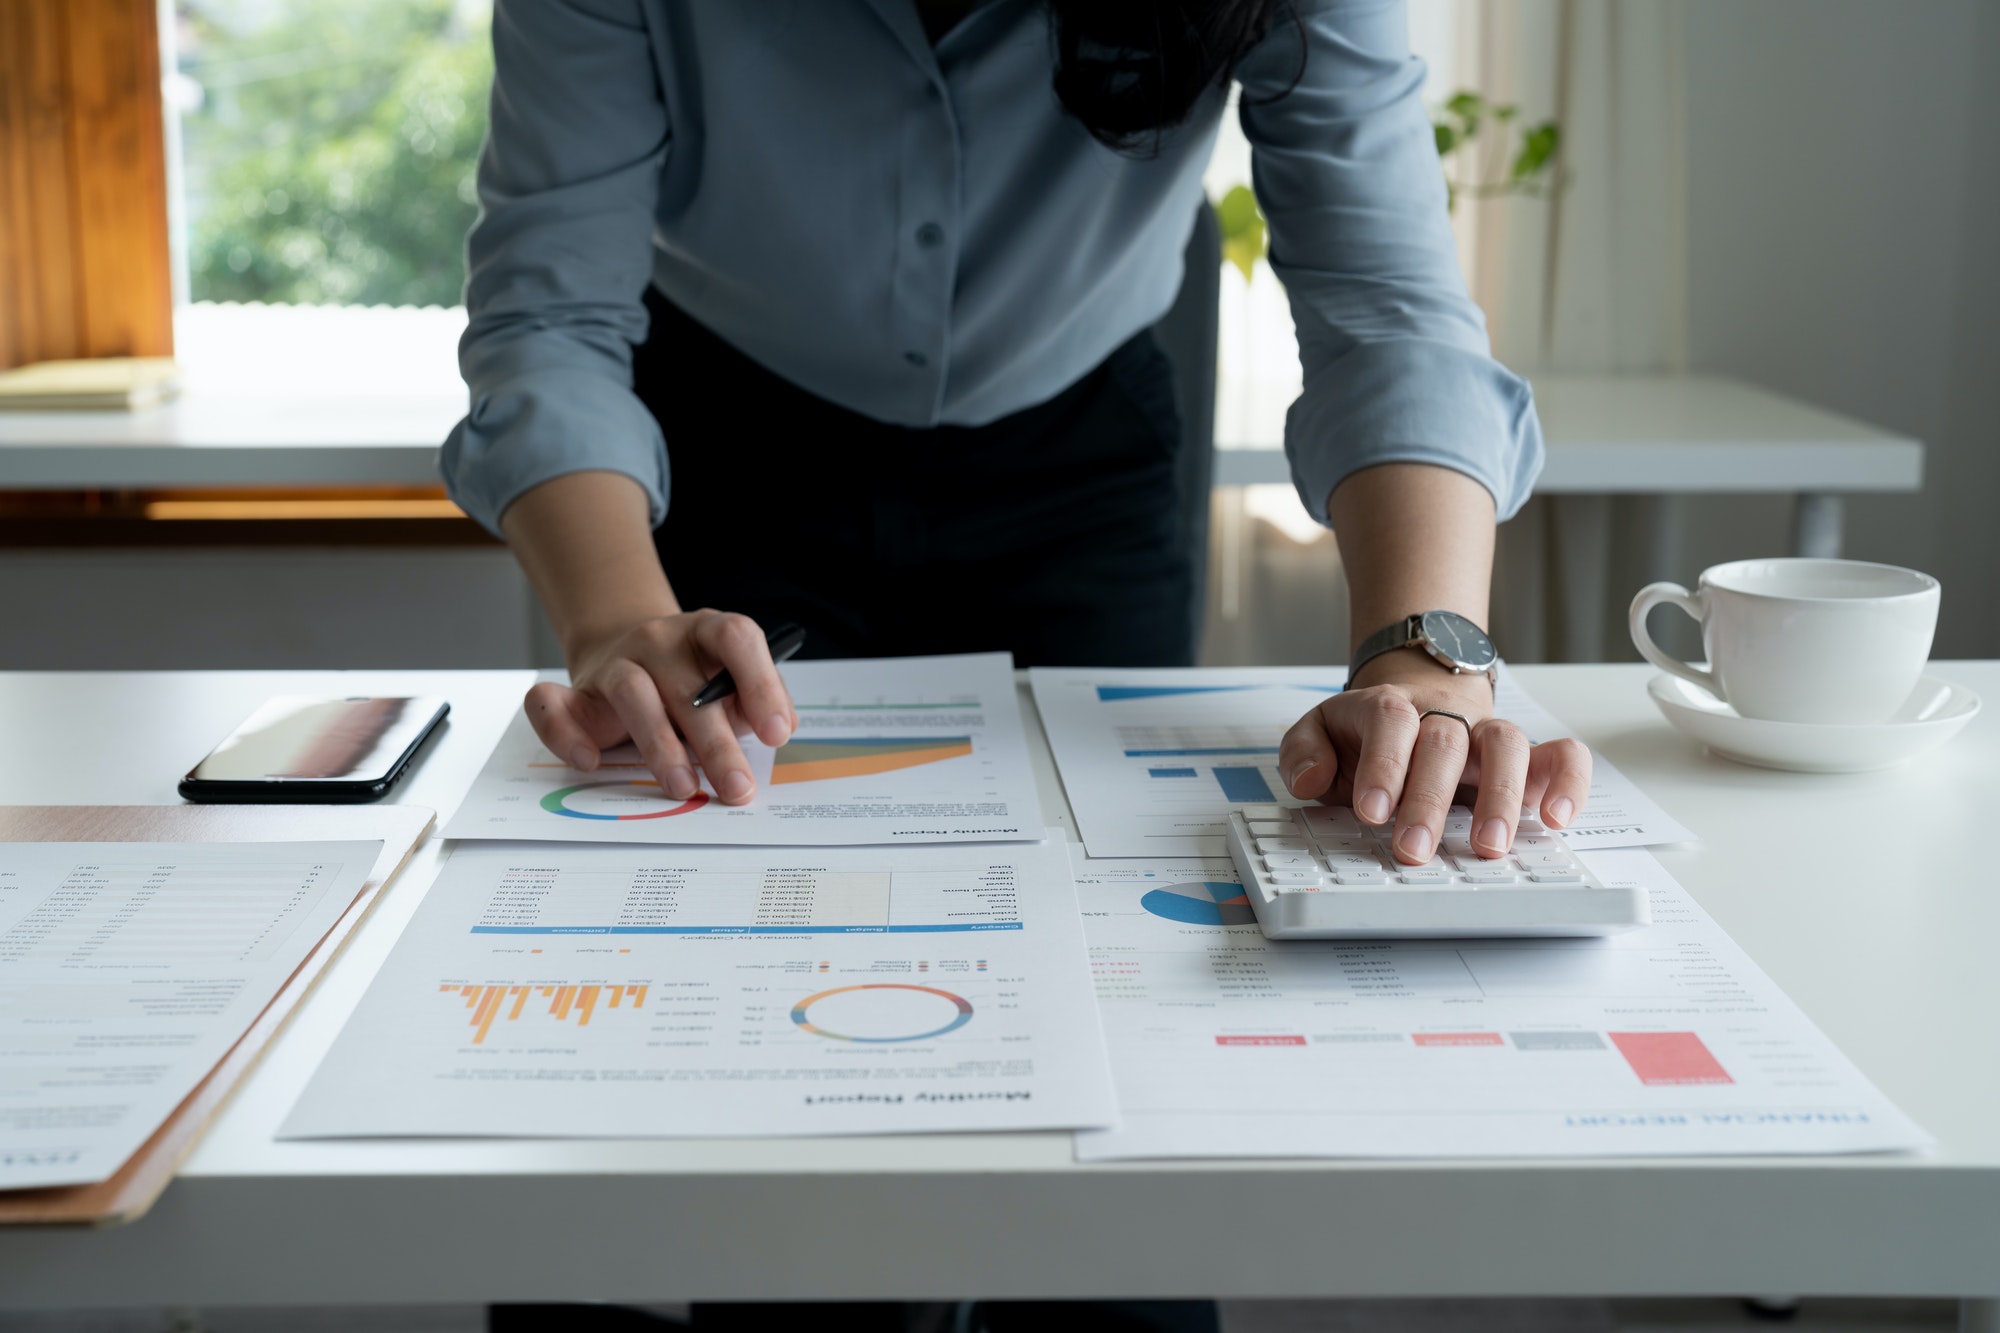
1141,880,1255,927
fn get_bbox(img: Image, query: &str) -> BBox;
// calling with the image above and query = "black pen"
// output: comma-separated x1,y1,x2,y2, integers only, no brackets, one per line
689,622,807,708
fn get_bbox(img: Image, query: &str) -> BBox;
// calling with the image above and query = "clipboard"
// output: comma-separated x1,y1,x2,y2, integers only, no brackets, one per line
0,803,435,1227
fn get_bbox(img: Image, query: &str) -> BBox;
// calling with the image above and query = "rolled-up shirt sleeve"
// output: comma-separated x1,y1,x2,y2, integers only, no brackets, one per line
1236,0,1543,524
441,0,671,535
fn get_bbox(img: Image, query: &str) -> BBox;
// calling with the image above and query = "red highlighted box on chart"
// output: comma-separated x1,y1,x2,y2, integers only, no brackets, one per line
1610,1031,1733,1086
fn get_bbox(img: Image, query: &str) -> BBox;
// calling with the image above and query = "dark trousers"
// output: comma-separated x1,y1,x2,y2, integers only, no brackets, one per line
634,288,1199,668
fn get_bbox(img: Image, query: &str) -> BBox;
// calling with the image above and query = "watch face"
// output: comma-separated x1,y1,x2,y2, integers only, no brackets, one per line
1418,610,1497,672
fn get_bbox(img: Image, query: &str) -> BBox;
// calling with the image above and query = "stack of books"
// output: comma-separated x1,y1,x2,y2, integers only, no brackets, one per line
0,357,183,411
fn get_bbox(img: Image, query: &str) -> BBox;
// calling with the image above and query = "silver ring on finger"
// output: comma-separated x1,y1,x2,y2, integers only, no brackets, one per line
1418,707,1474,742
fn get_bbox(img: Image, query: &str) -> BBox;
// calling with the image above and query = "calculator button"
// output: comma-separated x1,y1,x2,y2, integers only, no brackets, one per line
1331,867,1389,885
1302,808,1362,839
1529,869,1585,883
1270,869,1326,887
1462,865,1520,884
1397,867,1453,885
1240,805,1287,822
1247,820,1294,838
1263,853,1316,870
1255,838,1311,855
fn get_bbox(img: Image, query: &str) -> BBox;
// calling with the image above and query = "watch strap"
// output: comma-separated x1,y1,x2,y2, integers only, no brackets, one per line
1345,614,1421,689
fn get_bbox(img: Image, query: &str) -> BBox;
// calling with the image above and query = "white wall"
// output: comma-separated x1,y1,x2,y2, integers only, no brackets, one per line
1680,0,2000,657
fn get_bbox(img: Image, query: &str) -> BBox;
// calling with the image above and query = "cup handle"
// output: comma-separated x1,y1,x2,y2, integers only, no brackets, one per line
1628,582,1720,698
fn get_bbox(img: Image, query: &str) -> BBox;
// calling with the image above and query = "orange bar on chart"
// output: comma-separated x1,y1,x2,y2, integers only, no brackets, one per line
770,738,972,784
444,981,648,1044
470,986,507,1044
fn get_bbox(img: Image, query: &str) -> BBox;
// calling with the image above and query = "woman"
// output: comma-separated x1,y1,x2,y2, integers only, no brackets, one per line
443,0,1590,935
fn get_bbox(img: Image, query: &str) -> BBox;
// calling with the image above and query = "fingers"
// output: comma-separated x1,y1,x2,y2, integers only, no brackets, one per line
1387,710,1471,865
1466,718,1531,858
601,662,699,800
1345,689,1422,825
637,610,793,807
666,675,759,805
1524,737,1593,830
689,612,796,748
524,680,628,771
1278,708,1338,801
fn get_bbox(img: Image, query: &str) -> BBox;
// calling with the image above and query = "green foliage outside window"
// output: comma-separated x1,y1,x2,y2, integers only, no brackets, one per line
179,0,491,307
1214,88,1565,280
1432,90,1564,214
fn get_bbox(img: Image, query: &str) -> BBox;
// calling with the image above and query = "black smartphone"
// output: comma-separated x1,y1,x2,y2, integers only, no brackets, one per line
179,696,450,803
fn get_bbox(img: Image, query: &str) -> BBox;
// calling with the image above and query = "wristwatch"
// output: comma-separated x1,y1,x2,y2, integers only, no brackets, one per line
1347,610,1498,688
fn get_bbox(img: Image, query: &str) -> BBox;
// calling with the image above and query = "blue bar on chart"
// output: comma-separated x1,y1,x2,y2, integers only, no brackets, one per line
1148,767,1198,778
1213,766,1276,802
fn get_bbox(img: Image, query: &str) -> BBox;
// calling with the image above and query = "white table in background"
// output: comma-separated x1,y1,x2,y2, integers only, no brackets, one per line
1216,374,1923,560
0,664,1993,1327
0,375,1921,563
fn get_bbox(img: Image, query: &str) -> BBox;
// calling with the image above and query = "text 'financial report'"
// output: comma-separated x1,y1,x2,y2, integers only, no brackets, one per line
1070,846,1923,1159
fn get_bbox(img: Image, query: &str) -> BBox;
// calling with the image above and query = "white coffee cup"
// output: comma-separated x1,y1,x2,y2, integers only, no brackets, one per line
1628,558,1939,724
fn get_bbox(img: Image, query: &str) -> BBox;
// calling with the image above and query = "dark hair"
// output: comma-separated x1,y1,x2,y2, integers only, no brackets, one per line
1046,0,1303,155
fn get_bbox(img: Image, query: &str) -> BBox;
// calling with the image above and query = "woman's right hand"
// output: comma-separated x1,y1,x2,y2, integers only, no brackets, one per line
524,608,798,805
498,470,799,807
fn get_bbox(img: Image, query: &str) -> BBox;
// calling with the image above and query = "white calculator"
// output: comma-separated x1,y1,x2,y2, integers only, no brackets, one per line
1224,804,1648,939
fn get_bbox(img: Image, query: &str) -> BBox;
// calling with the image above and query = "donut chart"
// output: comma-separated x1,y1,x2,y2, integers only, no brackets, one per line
790,983,974,1043
540,779,710,821
1141,880,1255,927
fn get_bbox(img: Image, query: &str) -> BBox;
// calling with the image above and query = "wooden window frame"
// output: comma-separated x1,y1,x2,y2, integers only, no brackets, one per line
0,0,175,370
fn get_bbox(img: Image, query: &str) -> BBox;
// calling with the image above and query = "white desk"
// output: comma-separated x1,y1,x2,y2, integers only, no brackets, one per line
0,664,1994,1323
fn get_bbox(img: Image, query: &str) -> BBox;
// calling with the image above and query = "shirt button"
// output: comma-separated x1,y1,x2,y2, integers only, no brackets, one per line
904,351,928,368
915,222,944,249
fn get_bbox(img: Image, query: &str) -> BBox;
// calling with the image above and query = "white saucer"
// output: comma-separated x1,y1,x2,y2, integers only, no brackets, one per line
1647,673,1981,773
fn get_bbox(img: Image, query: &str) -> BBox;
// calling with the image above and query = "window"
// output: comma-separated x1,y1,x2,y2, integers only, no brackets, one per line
171,0,492,309
1205,0,1472,541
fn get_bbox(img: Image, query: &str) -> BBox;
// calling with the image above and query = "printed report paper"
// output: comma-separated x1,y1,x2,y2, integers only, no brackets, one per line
281,838,1116,1140
1031,664,1695,858
0,841,379,1190
1069,846,1926,1160
444,653,1041,845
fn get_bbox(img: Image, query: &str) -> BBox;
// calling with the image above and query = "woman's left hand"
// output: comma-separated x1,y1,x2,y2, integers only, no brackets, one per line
1278,650,1593,865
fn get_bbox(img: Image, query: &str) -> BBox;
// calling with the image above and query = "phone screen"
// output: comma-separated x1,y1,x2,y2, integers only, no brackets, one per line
186,696,447,786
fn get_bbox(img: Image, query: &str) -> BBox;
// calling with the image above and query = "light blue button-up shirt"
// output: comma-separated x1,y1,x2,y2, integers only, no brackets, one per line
442,0,1543,536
